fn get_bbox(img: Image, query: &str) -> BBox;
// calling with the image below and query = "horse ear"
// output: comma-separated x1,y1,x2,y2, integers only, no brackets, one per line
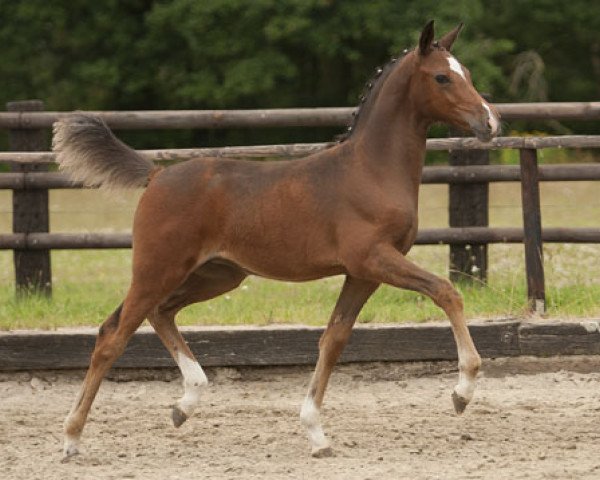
418,20,435,56
438,23,463,51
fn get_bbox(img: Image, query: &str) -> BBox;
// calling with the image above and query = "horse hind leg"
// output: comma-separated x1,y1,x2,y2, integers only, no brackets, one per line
62,255,198,461
63,288,161,460
149,308,207,428
149,262,246,427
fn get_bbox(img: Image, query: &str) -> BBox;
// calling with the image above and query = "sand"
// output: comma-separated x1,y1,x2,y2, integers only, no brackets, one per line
3,357,600,480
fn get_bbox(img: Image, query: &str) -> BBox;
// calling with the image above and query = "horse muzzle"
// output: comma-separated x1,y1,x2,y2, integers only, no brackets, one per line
469,103,500,142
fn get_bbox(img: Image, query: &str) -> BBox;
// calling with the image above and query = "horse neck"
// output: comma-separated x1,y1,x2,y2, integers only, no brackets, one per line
349,66,429,197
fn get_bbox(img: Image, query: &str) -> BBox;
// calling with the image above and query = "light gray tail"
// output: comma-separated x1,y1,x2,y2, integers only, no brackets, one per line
52,113,155,189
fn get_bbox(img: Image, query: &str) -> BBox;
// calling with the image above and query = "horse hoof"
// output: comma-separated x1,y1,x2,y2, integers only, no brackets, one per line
172,405,188,428
61,446,80,463
311,446,334,458
452,390,468,415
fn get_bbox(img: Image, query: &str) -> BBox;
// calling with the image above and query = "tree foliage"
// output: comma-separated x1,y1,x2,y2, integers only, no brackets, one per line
0,0,597,142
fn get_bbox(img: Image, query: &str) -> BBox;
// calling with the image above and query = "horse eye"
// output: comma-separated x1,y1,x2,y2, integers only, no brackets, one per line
435,74,450,84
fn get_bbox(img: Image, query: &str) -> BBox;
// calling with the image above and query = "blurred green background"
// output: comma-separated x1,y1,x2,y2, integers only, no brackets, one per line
1,0,599,151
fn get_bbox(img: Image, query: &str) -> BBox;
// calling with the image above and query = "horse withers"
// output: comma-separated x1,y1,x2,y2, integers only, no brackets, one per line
53,20,500,460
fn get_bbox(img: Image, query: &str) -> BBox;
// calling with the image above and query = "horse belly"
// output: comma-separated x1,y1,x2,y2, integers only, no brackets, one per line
219,217,343,281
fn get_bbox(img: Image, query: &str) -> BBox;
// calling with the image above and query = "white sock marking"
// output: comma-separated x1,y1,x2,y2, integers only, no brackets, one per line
177,351,208,415
63,434,80,457
447,55,466,80
300,397,329,451
454,345,480,402
455,370,476,402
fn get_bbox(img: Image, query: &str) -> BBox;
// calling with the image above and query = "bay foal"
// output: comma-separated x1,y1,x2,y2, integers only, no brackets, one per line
54,21,499,459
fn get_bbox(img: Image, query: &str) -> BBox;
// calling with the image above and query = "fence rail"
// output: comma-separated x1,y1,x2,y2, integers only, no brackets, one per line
2,163,600,190
0,102,599,130
2,135,600,166
2,228,600,251
2,101,600,313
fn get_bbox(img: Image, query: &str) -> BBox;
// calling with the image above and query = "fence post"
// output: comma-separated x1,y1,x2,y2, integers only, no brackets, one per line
519,148,545,314
448,127,489,284
7,100,52,297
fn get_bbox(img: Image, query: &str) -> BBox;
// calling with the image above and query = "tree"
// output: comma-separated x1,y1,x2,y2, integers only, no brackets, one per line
0,0,596,144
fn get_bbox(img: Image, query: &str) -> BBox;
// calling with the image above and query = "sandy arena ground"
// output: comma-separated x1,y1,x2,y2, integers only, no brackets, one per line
3,357,600,480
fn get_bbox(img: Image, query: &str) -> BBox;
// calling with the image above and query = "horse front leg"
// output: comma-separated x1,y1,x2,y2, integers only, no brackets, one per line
351,243,482,414
300,276,378,457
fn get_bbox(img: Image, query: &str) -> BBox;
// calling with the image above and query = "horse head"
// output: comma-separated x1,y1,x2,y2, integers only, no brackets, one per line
409,20,500,141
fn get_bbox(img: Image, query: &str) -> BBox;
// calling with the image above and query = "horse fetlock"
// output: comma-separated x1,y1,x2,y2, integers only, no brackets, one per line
299,397,320,428
300,398,330,453
460,352,481,371
453,359,479,414
185,376,208,390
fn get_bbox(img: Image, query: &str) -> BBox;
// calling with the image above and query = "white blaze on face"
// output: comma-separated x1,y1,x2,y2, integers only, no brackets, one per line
447,55,467,80
482,102,500,134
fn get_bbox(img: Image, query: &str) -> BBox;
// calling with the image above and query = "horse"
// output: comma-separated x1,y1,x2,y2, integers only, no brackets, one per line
53,20,500,460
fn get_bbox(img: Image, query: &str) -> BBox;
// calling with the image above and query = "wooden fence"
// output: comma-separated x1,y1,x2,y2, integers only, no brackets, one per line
1,100,600,313
3,320,600,371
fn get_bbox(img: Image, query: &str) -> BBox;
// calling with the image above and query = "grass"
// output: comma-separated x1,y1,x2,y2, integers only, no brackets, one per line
1,245,600,330
1,182,600,330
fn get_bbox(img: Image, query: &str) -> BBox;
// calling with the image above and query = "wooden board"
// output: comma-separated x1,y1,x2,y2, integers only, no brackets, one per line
0,321,520,371
3,136,600,166
2,321,599,372
519,322,600,356
0,102,598,130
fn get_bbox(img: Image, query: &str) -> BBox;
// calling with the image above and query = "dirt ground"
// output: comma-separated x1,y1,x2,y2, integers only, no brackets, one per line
3,357,600,480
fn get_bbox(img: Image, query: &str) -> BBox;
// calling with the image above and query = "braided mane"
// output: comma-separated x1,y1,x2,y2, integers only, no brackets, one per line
336,48,411,143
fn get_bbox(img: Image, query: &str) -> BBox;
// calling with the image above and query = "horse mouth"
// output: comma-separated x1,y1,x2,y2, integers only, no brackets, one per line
474,129,494,142
470,121,499,142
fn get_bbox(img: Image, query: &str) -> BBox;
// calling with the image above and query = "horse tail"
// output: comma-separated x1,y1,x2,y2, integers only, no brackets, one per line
52,113,157,189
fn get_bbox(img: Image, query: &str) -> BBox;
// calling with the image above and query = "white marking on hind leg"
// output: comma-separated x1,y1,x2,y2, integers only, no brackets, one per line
300,397,330,453
62,388,84,458
455,370,476,402
62,434,81,461
176,351,208,417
